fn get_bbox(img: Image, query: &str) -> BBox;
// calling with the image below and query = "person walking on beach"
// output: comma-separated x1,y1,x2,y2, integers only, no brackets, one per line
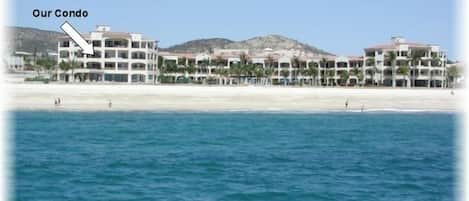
345,99,349,111
54,99,57,106
108,99,112,109
361,104,364,112
58,98,61,105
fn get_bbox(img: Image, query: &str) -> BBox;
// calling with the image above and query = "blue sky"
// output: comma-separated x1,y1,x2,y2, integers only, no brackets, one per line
11,0,456,59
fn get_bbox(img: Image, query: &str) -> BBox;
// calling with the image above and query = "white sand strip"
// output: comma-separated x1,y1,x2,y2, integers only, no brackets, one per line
6,83,461,112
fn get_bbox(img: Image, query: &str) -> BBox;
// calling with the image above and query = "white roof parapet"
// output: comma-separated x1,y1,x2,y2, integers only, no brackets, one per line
251,58,265,63
195,53,210,61
96,25,111,32
335,56,349,62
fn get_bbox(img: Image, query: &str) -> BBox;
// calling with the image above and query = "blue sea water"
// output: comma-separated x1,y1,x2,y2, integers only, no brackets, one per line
13,111,456,201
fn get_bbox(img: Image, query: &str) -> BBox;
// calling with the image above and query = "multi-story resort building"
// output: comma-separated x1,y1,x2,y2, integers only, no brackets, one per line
158,36,447,87
57,25,158,83
55,26,448,87
363,36,447,87
158,49,365,86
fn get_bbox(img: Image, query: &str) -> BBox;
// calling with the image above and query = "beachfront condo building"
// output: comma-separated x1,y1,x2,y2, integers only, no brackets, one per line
158,36,447,87
158,50,364,86
57,25,158,83
364,36,447,87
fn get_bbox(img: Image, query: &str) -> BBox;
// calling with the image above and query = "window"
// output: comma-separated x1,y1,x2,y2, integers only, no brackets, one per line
105,50,116,58
280,63,289,68
105,62,116,69
88,51,102,58
131,52,146,59
92,40,102,47
132,42,140,48
75,51,84,58
60,51,69,58
118,62,128,70
118,51,128,59
337,62,347,68
365,51,375,57
105,39,128,48
60,41,70,47
87,62,101,69
131,63,146,70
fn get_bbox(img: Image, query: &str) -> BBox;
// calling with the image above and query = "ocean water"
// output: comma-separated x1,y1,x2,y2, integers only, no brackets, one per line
13,111,456,201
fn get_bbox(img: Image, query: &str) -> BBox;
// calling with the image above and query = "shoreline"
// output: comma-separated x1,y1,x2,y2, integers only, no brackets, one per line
7,83,461,112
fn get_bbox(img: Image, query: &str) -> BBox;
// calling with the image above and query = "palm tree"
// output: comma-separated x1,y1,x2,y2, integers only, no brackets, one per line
339,71,350,87
356,70,364,87
320,57,328,86
408,49,424,87
157,56,165,83
178,56,187,66
350,67,361,87
280,70,289,86
59,60,70,82
447,65,460,88
386,51,397,88
265,55,275,69
397,63,410,88
254,67,264,85
36,57,56,80
215,68,229,85
264,55,275,85
214,56,225,84
230,63,242,85
185,63,196,83
291,56,301,85
33,61,43,77
306,64,318,86
326,70,335,87
69,59,79,82
429,54,441,88
264,68,274,86
239,52,249,66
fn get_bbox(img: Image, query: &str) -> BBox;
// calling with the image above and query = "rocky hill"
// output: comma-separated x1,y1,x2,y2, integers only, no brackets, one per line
7,26,334,56
6,26,64,54
162,38,234,53
162,34,334,55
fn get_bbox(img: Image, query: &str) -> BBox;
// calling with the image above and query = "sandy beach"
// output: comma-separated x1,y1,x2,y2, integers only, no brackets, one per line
6,83,461,112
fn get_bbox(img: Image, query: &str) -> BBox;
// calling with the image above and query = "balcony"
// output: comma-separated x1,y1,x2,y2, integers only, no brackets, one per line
104,62,116,70
117,62,129,70
104,39,129,48
131,51,146,60
86,62,102,69
131,63,146,71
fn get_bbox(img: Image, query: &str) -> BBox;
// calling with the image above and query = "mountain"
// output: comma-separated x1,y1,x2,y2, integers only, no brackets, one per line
7,26,334,56
162,34,334,55
162,38,234,53
6,26,64,54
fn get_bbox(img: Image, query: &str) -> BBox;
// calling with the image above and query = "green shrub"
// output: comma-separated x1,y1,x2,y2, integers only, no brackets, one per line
158,75,174,84
25,76,50,83
176,77,190,84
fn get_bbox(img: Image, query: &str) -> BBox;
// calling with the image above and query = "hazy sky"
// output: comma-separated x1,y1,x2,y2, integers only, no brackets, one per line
11,0,457,59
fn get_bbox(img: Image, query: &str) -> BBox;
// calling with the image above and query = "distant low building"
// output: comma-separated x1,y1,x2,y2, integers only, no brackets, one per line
5,51,34,72
447,62,464,88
